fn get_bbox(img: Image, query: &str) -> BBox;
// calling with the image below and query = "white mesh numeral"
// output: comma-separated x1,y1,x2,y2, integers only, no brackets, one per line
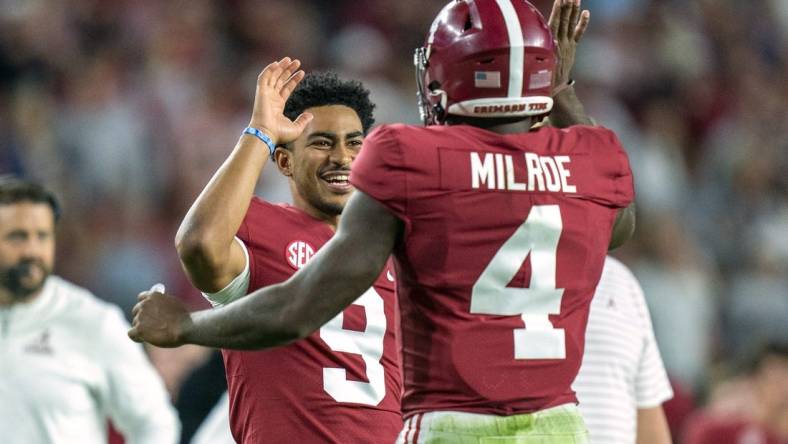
471,205,566,360
320,287,387,405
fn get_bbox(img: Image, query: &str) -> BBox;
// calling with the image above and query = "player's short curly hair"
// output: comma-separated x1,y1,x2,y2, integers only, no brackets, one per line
283,72,376,135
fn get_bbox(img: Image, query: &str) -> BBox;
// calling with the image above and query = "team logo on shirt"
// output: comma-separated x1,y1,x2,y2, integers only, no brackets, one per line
285,240,315,270
24,329,54,355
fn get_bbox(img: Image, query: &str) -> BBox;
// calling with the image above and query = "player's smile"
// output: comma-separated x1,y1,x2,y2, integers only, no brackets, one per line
318,169,353,194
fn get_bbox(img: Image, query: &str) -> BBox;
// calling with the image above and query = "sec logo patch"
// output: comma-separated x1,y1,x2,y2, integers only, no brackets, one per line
285,240,315,270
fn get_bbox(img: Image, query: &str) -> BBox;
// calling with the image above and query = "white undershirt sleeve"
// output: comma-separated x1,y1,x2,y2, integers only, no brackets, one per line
190,392,235,444
202,237,250,307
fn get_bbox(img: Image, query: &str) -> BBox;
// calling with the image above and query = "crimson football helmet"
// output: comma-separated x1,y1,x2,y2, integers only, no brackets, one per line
415,0,557,125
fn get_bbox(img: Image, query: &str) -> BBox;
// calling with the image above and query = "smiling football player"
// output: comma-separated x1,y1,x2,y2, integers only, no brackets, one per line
172,63,402,443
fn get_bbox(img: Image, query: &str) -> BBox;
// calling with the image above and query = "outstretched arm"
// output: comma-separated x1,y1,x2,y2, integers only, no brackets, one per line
547,0,635,247
637,406,672,444
129,191,402,349
609,202,635,250
547,0,594,128
175,58,312,293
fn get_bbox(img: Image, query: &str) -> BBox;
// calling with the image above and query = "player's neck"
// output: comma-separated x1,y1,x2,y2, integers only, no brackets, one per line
448,116,537,134
482,118,536,135
291,194,340,231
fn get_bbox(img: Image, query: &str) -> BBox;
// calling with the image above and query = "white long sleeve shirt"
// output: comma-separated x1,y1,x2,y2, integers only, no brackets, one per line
572,257,673,444
0,276,180,444
190,392,235,444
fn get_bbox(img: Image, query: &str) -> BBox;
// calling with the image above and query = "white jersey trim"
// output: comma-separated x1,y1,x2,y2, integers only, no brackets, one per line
202,237,250,307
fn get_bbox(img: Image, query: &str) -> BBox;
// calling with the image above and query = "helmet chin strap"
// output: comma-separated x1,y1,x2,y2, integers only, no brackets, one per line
415,45,451,126
414,46,432,125
429,89,448,124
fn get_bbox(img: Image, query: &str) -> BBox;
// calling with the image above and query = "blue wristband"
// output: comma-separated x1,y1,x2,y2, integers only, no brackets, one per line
242,127,276,159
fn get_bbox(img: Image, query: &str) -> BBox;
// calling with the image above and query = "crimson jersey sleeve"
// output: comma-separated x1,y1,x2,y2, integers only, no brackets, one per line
570,126,634,208
349,124,409,223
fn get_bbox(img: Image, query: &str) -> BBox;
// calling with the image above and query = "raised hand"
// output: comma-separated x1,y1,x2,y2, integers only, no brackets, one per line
128,284,192,348
248,57,313,145
548,0,591,94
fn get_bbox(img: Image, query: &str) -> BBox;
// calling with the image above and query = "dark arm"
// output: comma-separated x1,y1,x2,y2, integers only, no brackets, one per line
179,191,402,349
548,87,594,128
547,0,594,128
609,203,636,250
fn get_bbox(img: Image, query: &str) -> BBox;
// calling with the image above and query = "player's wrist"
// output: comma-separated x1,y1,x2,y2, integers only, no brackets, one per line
552,79,575,98
176,314,196,346
242,126,277,159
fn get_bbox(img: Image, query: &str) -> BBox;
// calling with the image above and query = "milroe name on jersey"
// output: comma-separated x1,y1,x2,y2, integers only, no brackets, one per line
470,151,577,193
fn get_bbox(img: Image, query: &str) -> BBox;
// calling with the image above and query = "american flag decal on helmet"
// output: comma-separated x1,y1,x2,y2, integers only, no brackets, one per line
529,69,552,89
474,71,501,88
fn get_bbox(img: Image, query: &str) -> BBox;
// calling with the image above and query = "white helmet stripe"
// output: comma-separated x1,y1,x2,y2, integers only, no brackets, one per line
494,0,525,98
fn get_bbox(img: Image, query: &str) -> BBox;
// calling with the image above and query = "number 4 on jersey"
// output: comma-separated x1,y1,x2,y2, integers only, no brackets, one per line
471,205,566,360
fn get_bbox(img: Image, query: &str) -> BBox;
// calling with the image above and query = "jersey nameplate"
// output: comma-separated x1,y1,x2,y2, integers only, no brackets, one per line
470,151,576,192
438,148,586,194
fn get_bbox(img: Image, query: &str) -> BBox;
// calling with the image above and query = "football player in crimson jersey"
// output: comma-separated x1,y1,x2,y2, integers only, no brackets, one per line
131,0,635,442
169,64,402,443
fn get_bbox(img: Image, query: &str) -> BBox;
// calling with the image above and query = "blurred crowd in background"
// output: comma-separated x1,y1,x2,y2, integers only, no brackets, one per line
1,0,786,442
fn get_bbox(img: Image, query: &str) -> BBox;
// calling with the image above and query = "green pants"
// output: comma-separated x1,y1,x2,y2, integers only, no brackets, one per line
397,404,588,444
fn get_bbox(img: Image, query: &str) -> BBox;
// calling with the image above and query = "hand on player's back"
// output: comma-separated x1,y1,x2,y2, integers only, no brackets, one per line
249,57,313,145
548,0,590,92
128,285,192,348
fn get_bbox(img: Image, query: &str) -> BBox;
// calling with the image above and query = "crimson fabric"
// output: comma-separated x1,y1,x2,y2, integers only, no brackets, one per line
683,414,788,444
223,199,402,443
350,123,634,418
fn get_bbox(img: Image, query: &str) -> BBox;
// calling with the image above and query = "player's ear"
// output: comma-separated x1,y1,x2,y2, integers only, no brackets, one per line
274,146,293,177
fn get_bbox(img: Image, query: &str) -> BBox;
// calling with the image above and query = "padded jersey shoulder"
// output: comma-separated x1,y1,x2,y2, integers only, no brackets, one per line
241,197,306,239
